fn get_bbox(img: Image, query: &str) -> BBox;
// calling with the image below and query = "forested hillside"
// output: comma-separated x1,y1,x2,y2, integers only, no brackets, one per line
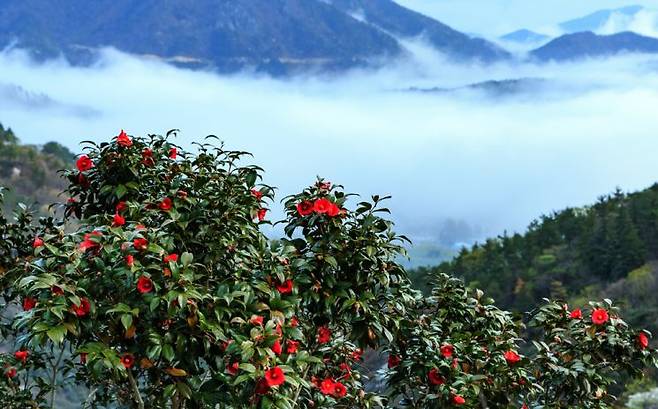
414,185,658,334
0,122,72,212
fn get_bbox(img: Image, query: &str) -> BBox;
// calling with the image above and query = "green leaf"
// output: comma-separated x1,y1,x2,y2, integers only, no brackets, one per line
150,297,160,312
115,184,127,199
181,252,193,267
121,314,133,330
47,325,67,345
162,344,175,362
239,363,256,373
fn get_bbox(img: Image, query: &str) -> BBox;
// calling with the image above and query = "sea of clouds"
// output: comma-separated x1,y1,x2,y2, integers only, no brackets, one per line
1,42,658,244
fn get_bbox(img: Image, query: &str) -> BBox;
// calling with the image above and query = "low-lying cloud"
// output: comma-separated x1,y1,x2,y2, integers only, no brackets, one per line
599,9,658,38
1,44,658,245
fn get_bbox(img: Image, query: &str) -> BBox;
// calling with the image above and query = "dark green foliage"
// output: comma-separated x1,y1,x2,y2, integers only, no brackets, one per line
417,184,658,329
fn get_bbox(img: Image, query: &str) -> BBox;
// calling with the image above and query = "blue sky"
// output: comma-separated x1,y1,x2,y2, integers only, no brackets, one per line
395,0,658,36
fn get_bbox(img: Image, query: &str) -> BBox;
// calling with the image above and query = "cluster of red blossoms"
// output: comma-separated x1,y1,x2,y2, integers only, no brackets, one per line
75,130,178,186
316,377,347,398
225,315,302,397
251,189,267,222
5,350,30,378
296,198,341,218
387,343,523,406
567,306,650,349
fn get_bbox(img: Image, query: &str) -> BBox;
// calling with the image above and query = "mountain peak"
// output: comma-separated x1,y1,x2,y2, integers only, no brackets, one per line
0,0,509,75
531,31,658,61
559,5,645,34
500,29,550,44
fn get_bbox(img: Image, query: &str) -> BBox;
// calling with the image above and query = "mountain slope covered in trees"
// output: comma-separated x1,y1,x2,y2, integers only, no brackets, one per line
0,123,73,212
414,184,658,335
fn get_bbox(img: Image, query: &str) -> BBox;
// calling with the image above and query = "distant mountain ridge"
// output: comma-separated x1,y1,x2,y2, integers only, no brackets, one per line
559,5,645,34
328,0,510,62
0,0,508,75
500,29,550,45
531,31,658,61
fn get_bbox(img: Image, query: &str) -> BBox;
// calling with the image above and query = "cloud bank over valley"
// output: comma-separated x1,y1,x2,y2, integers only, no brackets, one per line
1,43,658,245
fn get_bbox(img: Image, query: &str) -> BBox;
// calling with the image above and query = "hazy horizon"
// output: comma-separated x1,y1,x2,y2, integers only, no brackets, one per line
395,0,658,38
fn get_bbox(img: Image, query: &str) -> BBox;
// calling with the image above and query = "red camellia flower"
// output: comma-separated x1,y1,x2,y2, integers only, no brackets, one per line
591,308,609,325
117,130,132,147
289,316,299,328
504,350,521,365
428,368,445,385
169,147,177,159
352,348,363,361
76,155,93,172
133,238,148,251
22,297,37,311
286,340,299,354
327,203,340,217
137,276,154,294
164,253,179,263
320,378,336,395
116,201,127,213
333,381,347,398
112,213,125,227
79,231,102,251
296,200,314,216
125,255,134,267
14,350,29,363
51,286,64,296
638,332,650,350
121,353,135,369
271,340,282,355
276,279,294,294
250,315,264,326
71,298,91,317
257,208,267,222
313,198,333,214
32,237,44,248
227,361,239,375
388,354,401,368
251,189,263,200
264,366,285,387
159,197,173,211
317,326,331,344
452,395,466,405
440,344,455,359
6,367,17,378
570,308,583,319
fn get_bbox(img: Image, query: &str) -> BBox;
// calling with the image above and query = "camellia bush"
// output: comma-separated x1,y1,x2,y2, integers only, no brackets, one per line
0,130,656,409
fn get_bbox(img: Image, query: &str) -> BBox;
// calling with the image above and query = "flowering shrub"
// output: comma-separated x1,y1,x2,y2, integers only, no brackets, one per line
385,274,532,407
527,300,655,408
0,130,656,408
